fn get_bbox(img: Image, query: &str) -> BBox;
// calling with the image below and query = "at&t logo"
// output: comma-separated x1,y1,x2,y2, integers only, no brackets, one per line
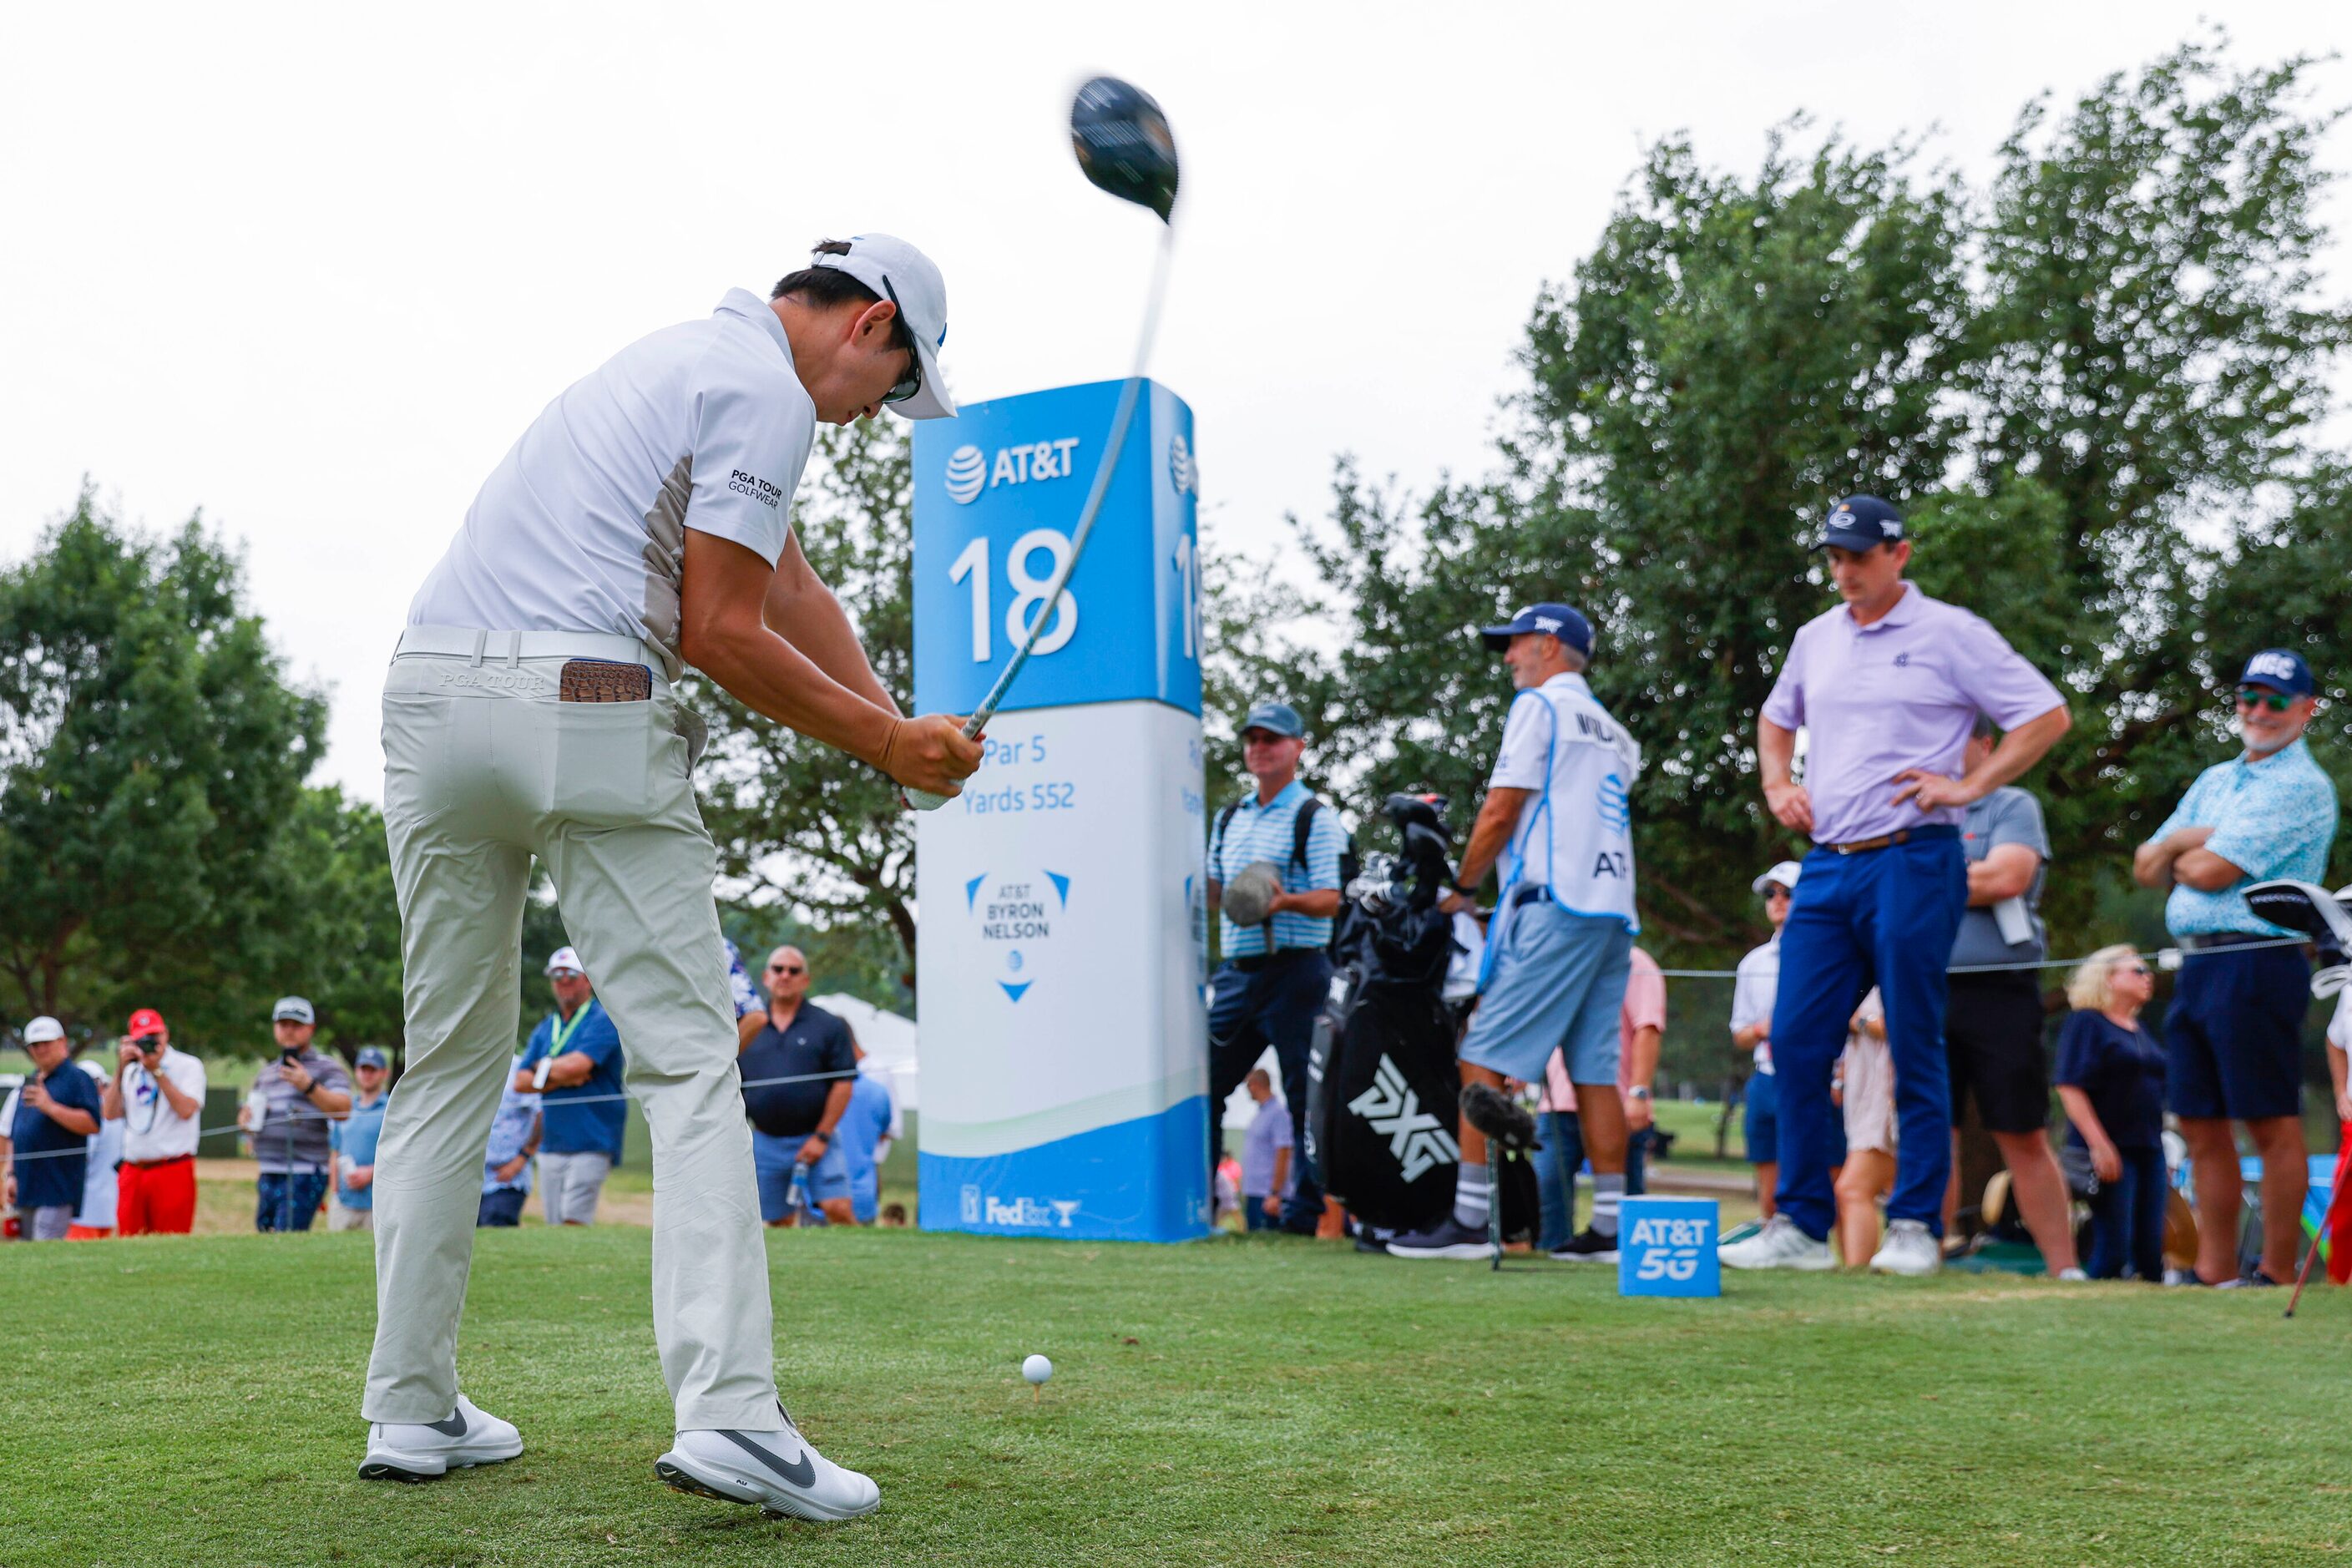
943,438,1083,506
1169,430,1197,496
944,444,987,503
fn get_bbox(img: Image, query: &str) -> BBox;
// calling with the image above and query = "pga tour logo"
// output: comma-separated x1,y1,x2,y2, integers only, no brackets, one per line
960,1183,1080,1229
943,438,1083,505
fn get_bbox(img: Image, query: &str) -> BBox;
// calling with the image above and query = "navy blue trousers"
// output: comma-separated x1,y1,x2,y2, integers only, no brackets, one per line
1208,952,1330,1232
1771,833,1965,1240
2082,1146,2168,1281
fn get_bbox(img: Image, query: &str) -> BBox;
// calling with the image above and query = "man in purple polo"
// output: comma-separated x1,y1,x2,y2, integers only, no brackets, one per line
1720,495,2070,1276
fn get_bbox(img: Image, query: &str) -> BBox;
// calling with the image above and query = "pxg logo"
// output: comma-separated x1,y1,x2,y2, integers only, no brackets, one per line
944,444,988,504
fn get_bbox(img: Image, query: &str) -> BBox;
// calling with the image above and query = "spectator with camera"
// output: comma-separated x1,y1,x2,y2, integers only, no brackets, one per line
4,1017,104,1241
100,1007,208,1236
329,1047,394,1232
242,996,353,1233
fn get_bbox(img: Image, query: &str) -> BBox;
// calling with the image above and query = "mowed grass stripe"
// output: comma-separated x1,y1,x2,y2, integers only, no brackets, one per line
5,1227,2348,1566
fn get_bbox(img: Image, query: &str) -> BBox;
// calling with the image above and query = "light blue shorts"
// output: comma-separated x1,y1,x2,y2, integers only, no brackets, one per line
751,1128,852,1221
1459,901,1633,1086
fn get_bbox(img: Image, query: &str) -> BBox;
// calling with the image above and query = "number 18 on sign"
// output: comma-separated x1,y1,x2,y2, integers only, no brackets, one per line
1617,1196,1721,1297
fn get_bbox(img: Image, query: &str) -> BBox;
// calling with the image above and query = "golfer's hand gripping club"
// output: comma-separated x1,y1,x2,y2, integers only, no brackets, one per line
882,712,986,801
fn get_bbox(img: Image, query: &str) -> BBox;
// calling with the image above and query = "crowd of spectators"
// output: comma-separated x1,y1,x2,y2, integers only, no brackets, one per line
3,940,902,1241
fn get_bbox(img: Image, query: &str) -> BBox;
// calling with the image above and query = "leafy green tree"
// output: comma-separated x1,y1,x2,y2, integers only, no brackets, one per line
692,419,921,988
0,490,327,1044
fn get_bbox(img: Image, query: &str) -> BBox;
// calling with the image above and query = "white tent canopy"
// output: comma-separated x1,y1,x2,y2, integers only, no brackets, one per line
811,993,919,1111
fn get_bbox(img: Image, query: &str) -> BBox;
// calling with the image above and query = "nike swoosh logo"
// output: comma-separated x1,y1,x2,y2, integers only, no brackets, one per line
719,1429,816,1489
425,1410,469,1437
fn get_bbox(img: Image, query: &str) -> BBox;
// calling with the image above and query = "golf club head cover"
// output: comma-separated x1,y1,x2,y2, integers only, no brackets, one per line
1460,1081,1537,1154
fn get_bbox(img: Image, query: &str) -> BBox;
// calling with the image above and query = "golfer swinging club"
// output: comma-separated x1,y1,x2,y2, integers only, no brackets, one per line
358,235,981,1520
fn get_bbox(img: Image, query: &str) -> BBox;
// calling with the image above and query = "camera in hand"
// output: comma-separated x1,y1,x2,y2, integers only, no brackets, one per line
132,1033,164,1056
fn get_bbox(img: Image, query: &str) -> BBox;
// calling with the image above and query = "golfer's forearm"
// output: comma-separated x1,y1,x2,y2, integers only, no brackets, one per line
765,541,899,717
1758,721,1798,790
160,1078,200,1118
693,624,899,766
1628,1026,1661,1090
2172,847,2246,893
1967,706,2069,793
2056,1087,2110,1150
1457,789,1530,889
817,1081,853,1137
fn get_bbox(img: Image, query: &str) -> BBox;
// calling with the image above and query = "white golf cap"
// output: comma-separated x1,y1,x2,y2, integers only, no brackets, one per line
808,233,955,421
1752,861,1803,896
273,996,316,1024
23,1015,64,1044
544,946,586,977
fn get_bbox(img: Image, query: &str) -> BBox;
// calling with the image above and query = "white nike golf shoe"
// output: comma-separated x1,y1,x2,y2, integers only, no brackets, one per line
1717,1213,1835,1271
1869,1218,1943,1277
358,1393,524,1481
656,1407,880,1523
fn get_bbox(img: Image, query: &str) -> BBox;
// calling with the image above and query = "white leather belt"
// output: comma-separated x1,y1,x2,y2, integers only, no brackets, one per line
392,625,665,669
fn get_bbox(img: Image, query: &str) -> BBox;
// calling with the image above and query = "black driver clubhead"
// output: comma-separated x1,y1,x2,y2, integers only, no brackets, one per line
1070,76,1179,223
2244,878,2352,969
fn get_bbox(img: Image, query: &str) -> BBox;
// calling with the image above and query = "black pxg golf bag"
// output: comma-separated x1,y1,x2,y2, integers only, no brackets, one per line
2244,879,2352,1001
1306,794,1540,1241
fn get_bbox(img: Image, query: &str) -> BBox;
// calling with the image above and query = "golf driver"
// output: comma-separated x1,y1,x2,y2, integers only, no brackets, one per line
906,75,1179,811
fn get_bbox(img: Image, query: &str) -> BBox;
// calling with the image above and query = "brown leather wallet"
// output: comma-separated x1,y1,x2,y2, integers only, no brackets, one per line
559,660,652,703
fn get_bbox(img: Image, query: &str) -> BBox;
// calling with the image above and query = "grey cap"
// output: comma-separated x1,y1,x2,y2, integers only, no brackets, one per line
1241,700,1305,740
272,996,316,1024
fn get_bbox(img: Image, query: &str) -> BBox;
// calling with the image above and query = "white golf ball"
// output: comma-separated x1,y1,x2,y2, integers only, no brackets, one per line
1021,1354,1053,1384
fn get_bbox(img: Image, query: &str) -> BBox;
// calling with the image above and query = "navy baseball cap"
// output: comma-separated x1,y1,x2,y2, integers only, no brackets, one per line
2239,649,2314,697
1241,700,1305,739
356,1046,391,1070
1479,603,1594,655
1815,494,1905,551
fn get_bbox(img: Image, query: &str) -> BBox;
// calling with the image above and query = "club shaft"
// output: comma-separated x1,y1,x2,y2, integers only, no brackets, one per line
960,224,1174,739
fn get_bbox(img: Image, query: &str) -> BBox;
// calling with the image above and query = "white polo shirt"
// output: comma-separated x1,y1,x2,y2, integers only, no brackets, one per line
118,1047,209,1162
1489,671,1641,931
1731,935,1780,1073
408,290,818,676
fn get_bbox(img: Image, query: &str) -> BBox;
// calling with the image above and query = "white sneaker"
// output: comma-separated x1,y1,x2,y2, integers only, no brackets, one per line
1717,1213,1834,1271
657,1407,880,1523
359,1394,524,1481
1869,1219,1942,1277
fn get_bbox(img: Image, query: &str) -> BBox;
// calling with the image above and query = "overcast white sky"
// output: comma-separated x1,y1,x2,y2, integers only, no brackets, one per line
3,3,2346,803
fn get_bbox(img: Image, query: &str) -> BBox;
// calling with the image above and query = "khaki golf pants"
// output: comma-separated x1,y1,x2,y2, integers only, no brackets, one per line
362,628,781,1432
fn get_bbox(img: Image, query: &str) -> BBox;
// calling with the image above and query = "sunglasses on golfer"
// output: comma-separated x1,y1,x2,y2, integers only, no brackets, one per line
2236,686,2298,712
878,277,923,405
769,963,806,976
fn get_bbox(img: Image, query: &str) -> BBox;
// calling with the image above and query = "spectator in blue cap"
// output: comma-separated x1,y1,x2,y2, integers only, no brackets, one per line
1206,695,1351,1237
2134,647,2336,1287
330,1047,394,1232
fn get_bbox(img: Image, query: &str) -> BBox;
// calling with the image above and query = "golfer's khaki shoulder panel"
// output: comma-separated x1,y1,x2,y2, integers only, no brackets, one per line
640,453,691,680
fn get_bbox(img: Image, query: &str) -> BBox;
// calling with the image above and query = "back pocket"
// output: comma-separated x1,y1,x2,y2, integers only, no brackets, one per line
549,701,655,822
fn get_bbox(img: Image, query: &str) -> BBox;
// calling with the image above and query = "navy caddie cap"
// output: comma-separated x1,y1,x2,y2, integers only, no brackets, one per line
1816,494,1905,552
1241,699,1306,740
1479,603,1593,655
2240,648,2314,698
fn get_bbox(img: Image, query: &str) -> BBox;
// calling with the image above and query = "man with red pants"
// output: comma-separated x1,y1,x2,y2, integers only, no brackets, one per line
100,1008,208,1235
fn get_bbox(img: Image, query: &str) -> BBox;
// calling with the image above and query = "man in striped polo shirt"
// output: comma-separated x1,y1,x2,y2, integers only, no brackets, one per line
1206,699,1350,1237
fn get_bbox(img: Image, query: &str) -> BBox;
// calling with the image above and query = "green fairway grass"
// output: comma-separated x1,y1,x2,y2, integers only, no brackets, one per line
6,1226,2348,1567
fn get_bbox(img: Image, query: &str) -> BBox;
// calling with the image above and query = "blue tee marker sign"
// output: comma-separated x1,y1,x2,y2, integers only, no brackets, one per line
1617,1196,1721,1297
